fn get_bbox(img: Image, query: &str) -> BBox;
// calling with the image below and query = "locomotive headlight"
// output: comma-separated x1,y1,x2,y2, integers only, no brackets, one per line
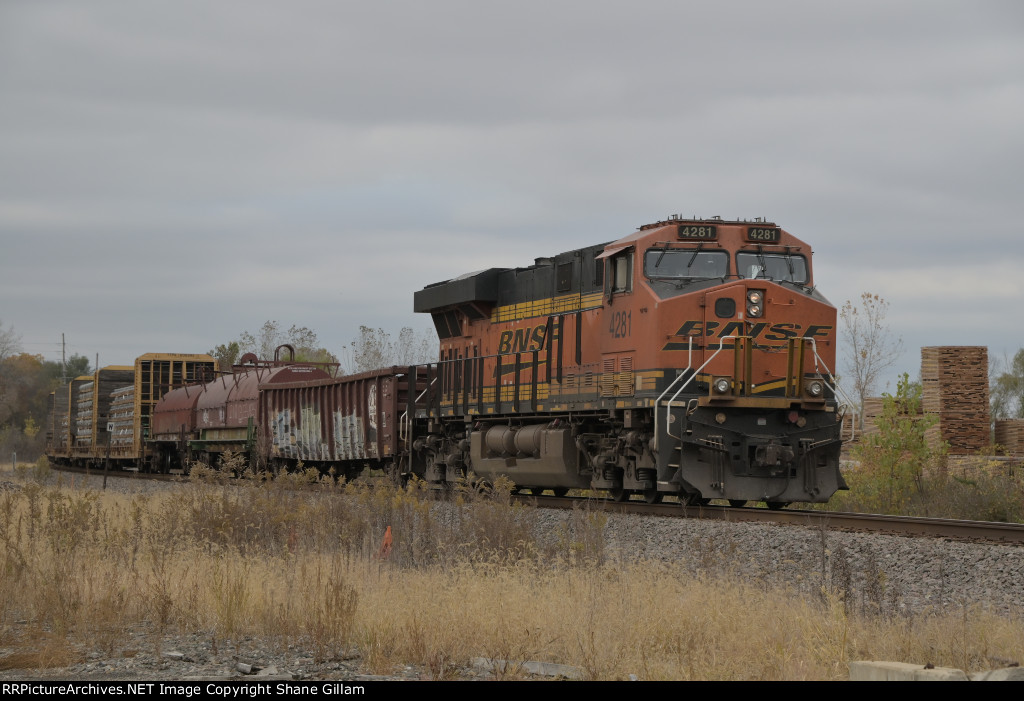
746,289,765,318
713,377,732,394
805,380,824,397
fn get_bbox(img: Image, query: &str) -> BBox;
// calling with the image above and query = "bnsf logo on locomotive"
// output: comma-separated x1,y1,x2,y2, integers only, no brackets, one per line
674,320,833,341
497,323,549,354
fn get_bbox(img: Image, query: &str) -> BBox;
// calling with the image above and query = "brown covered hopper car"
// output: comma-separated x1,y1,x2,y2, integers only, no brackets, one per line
150,362,333,471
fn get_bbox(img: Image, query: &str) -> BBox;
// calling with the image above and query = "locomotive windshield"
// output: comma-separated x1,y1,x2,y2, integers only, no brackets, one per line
736,252,808,284
644,249,729,280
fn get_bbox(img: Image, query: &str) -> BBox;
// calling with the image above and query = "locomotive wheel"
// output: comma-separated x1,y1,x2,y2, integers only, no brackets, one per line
643,488,662,504
728,500,748,508
608,487,629,502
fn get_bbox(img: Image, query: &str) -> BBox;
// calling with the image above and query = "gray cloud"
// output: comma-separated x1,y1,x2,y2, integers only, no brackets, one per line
1,1,1022,389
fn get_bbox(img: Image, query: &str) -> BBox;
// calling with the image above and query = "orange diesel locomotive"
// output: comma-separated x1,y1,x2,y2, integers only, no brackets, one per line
412,216,847,506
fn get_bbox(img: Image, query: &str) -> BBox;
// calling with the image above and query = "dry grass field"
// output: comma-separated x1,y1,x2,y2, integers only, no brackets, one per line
1,458,1022,680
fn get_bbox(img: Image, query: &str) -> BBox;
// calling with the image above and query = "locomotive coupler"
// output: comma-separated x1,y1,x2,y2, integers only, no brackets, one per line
753,440,794,469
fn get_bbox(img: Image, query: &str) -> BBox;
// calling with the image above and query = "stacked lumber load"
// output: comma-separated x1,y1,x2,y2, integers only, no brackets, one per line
108,384,136,451
58,415,70,450
840,409,858,441
51,389,70,452
860,396,887,437
994,419,1024,455
68,378,91,449
860,394,927,438
90,368,136,455
75,381,95,446
920,346,990,453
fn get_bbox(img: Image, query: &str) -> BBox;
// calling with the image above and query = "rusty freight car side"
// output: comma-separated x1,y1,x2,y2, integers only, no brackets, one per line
190,363,333,463
259,366,427,478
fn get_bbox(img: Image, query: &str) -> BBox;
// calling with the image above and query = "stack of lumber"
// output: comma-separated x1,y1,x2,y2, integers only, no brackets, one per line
860,396,889,437
108,384,136,449
859,396,883,438
841,409,858,441
994,419,1024,455
52,387,70,450
860,394,925,438
920,346,990,453
75,381,95,446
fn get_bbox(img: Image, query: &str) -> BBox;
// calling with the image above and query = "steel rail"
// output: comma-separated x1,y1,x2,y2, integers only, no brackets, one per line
524,495,1024,545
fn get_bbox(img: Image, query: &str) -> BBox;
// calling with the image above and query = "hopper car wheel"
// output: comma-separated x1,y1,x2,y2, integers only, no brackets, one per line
608,487,629,502
643,489,662,504
728,500,748,508
552,488,569,497
766,501,790,511
530,487,546,496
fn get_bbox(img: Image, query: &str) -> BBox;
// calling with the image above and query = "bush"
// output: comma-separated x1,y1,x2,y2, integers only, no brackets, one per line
826,374,1024,522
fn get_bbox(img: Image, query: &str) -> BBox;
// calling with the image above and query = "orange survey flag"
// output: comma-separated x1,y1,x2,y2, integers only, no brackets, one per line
377,526,393,559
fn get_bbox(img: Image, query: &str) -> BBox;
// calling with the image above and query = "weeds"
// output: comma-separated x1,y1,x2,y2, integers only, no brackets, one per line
12,457,50,483
0,463,1021,680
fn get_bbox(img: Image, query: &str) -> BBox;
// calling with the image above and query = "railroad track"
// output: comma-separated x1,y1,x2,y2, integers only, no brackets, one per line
45,463,1024,545
47,462,183,482
525,495,1024,545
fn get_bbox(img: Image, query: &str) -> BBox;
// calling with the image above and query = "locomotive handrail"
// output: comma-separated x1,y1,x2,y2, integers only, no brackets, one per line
654,335,739,450
656,335,856,449
653,336,694,451
802,337,859,442
399,375,438,444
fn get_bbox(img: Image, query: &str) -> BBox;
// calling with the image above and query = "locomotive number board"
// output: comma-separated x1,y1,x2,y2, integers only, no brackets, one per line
677,225,717,240
747,226,780,242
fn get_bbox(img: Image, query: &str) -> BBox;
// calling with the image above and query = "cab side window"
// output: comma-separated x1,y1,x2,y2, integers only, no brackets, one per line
608,252,633,294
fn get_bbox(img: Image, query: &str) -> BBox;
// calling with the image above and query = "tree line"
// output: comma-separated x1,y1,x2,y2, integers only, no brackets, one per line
0,320,93,460
207,321,436,375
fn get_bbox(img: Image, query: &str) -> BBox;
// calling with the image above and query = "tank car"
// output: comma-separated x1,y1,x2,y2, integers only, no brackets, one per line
410,216,848,507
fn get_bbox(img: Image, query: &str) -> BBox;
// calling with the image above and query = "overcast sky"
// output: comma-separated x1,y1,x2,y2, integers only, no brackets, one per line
1,1,1022,393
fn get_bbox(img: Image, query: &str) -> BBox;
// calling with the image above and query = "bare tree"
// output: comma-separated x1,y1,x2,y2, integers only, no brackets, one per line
211,321,338,367
0,320,19,363
394,327,438,366
0,320,21,418
839,293,904,430
990,348,1024,419
344,326,437,374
